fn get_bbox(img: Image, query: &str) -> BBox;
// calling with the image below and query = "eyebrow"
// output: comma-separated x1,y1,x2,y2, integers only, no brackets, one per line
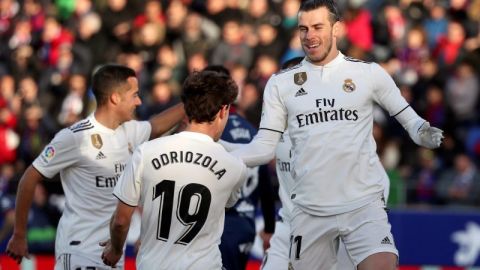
298,22,326,28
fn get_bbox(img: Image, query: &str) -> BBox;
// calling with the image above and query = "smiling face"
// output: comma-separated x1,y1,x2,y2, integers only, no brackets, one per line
117,77,142,123
298,6,339,65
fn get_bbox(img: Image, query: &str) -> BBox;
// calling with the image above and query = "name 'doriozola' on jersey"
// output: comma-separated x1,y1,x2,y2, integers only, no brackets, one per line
151,151,227,180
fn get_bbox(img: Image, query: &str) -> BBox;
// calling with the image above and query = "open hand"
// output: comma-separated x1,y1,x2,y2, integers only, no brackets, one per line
418,121,444,149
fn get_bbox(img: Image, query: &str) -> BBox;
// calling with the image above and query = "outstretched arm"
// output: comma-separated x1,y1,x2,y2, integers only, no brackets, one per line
149,103,185,139
231,129,282,167
101,200,136,268
395,106,443,149
370,63,443,149
6,166,44,264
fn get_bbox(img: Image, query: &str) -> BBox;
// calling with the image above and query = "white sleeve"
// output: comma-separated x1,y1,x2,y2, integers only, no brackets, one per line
123,120,152,147
226,161,248,208
259,75,287,133
370,63,411,117
32,129,78,179
218,140,245,151
113,144,145,206
369,63,432,144
393,105,425,136
231,129,281,167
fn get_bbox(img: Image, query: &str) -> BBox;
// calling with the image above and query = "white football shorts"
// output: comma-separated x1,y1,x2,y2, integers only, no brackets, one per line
262,218,356,270
289,198,398,270
55,253,124,270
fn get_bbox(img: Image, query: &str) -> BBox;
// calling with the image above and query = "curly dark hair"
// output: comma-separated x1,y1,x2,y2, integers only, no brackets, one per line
181,70,238,123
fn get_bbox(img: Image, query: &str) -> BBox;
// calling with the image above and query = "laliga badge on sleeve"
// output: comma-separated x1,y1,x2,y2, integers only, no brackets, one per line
42,145,56,163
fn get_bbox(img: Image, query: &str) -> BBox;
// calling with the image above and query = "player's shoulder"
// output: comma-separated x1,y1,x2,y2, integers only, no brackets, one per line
341,55,374,70
342,55,372,65
57,116,102,146
68,118,94,133
122,119,148,129
274,61,304,76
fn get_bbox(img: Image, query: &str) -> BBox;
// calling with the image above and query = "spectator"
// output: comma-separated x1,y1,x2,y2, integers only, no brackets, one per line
444,60,479,130
210,19,254,70
142,80,181,120
436,153,480,207
0,97,18,165
26,183,60,254
343,0,374,53
407,148,441,205
396,26,430,86
433,20,467,68
38,16,74,67
57,74,89,127
423,84,446,129
423,3,448,49
178,12,219,61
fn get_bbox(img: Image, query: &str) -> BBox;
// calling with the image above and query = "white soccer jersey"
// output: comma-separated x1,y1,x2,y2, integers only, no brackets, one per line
113,131,248,270
275,131,295,222
261,52,400,216
33,115,151,263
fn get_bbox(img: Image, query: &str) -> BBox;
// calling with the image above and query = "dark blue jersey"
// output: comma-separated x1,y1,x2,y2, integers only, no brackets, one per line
220,113,275,231
220,112,276,270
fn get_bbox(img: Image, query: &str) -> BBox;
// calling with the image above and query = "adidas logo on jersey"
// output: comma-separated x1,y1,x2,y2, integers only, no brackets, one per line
96,151,107,160
295,88,307,97
381,236,392,245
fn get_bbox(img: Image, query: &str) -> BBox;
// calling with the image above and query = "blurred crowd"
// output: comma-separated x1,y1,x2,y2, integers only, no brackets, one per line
0,0,480,254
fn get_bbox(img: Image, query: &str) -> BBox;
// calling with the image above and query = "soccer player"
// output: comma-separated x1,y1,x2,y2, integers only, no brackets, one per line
100,70,248,270
260,56,356,270
5,64,185,269
229,0,444,269
261,129,391,270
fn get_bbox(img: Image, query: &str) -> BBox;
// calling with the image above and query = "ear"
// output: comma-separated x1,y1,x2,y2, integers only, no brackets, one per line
110,92,120,105
218,105,229,120
332,21,342,37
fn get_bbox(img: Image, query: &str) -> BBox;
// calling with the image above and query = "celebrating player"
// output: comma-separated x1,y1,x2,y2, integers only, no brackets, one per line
229,0,443,269
261,57,356,270
100,70,248,270
6,64,185,269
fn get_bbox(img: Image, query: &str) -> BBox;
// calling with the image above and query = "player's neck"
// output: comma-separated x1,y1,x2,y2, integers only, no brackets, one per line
94,107,122,130
185,123,217,141
308,49,340,66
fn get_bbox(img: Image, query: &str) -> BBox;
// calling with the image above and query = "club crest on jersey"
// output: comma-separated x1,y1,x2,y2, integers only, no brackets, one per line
294,72,307,85
343,78,356,93
91,134,103,149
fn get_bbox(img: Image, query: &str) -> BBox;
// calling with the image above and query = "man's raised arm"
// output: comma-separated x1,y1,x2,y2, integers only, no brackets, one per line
230,129,282,167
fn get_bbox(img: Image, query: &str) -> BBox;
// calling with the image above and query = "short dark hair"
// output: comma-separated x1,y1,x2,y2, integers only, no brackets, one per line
181,70,238,123
299,0,340,23
91,64,136,105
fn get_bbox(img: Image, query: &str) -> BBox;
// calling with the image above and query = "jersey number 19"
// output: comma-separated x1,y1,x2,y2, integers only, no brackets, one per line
153,180,211,245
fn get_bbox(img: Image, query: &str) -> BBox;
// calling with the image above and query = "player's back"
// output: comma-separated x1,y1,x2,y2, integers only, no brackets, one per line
134,131,247,270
